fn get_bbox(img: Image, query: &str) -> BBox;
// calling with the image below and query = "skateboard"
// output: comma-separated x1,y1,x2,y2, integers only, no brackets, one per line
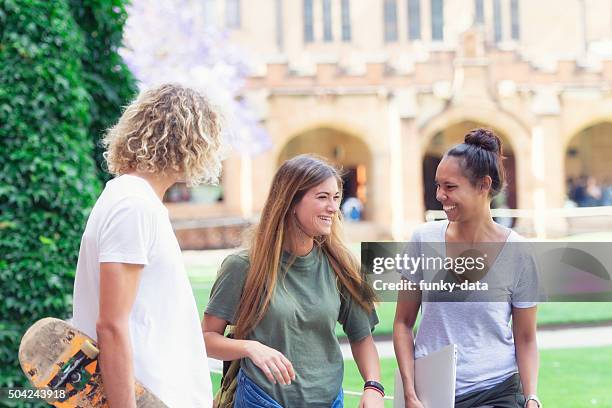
19,317,167,407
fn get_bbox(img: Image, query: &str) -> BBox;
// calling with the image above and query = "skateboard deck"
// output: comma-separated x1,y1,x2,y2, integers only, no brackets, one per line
19,317,167,407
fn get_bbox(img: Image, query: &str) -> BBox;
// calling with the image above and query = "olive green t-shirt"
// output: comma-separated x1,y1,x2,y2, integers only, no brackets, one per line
205,247,378,407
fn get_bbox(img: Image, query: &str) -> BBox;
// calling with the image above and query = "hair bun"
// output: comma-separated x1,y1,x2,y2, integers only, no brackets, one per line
464,128,502,154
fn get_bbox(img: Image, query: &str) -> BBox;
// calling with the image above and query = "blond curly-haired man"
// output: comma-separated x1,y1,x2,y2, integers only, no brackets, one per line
72,84,226,407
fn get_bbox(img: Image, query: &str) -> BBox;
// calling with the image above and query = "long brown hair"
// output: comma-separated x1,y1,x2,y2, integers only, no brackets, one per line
234,154,376,339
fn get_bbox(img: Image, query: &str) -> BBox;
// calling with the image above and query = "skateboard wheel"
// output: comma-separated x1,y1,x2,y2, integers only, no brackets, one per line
70,372,82,384
81,340,99,359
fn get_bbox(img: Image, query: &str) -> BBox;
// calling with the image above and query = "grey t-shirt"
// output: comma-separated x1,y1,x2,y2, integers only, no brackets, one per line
205,247,378,407
403,220,537,396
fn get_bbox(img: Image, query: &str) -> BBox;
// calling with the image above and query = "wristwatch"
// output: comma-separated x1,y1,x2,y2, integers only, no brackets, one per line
524,395,542,407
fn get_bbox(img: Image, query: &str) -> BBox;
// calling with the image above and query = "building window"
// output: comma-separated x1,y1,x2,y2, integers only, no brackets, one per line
203,0,217,28
431,0,444,41
303,0,314,43
474,0,484,25
225,0,240,29
511,0,520,40
341,0,351,42
384,0,398,42
493,0,502,42
407,0,421,40
323,0,333,41
276,0,284,50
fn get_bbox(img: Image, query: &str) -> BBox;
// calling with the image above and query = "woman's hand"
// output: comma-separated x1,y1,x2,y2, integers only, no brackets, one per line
404,394,425,408
358,388,384,407
244,340,295,385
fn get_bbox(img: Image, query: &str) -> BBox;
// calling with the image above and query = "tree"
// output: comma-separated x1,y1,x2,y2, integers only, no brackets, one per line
69,0,138,183
120,0,271,155
0,0,100,393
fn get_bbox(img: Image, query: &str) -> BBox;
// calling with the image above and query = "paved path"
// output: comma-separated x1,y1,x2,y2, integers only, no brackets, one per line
208,324,612,373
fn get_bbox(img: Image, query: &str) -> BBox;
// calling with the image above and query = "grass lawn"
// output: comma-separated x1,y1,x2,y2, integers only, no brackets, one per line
196,233,612,406
192,272,612,334
361,302,612,337
188,232,612,332
211,346,612,407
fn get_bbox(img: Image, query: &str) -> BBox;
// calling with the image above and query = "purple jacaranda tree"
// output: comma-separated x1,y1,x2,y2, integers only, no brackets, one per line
120,0,270,155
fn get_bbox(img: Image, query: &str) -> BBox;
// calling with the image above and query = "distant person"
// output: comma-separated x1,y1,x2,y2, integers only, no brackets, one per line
566,176,577,203
72,84,225,407
602,180,612,206
492,192,513,228
341,196,364,222
203,155,384,408
573,176,588,207
585,176,603,207
394,129,541,408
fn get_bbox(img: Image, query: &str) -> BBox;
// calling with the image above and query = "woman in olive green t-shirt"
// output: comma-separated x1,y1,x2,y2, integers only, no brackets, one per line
202,154,384,408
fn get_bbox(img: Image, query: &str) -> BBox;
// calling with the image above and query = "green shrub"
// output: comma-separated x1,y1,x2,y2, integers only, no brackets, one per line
0,0,100,398
69,0,138,183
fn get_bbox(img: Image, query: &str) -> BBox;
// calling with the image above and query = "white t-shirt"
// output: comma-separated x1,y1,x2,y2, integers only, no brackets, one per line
402,220,538,396
72,174,213,407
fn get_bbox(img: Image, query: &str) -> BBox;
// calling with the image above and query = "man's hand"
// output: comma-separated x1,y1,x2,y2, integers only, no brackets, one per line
97,262,143,408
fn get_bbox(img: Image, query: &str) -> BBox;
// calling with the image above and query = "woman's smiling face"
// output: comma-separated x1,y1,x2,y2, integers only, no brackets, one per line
435,156,489,222
293,176,341,236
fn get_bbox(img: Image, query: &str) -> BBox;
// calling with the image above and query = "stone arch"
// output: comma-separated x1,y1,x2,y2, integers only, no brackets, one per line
564,121,612,207
419,105,531,152
418,106,531,211
561,107,612,151
277,126,373,221
272,118,376,155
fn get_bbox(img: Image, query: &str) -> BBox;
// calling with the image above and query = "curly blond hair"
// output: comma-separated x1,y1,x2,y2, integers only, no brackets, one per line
103,83,225,186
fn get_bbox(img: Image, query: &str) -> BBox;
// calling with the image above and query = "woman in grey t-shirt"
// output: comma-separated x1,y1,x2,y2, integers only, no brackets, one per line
394,129,541,408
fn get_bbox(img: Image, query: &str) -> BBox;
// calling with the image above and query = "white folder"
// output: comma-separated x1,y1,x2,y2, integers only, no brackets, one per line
394,344,457,408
